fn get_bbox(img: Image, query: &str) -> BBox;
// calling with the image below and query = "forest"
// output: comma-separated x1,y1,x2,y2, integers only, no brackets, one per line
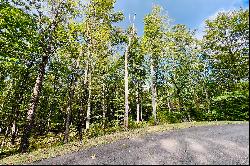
0,0,249,158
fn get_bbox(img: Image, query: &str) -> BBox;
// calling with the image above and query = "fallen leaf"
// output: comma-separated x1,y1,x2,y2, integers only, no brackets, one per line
91,154,96,159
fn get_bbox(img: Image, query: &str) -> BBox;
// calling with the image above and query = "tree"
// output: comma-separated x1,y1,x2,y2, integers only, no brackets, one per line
80,0,124,130
203,9,249,93
0,1,249,158
142,5,168,125
166,25,201,116
18,0,78,152
203,9,249,120
0,1,39,147
123,14,137,128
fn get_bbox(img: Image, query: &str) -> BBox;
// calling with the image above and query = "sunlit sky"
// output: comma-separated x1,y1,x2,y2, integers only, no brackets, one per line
114,0,249,39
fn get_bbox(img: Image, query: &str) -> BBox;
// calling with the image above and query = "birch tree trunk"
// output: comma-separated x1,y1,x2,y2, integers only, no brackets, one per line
167,92,172,112
150,58,157,125
124,36,131,129
136,89,140,123
86,71,92,130
11,119,17,145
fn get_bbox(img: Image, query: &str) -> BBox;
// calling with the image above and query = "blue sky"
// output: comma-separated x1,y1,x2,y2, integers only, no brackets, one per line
114,0,249,39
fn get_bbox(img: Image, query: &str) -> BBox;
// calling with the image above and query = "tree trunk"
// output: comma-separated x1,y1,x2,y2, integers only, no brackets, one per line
78,100,84,143
176,88,184,112
167,92,171,112
102,83,107,128
78,58,89,137
19,56,48,153
86,72,92,130
136,89,140,123
63,78,74,143
47,103,53,133
124,34,131,129
63,105,71,143
10,106,20,145
150,58,157,125
205,87,210,113
11,120,18,145
140,104,143,121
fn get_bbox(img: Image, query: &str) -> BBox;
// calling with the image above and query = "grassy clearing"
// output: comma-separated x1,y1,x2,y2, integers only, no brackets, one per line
0,121,248,165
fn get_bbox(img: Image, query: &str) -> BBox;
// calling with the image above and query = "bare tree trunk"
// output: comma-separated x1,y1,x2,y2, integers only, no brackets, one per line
124,35,131,129
10,106,20,145
205,87,210,113
140,91,143,121
102,83,107,128
150,58,157,125
176,88,184,112
77,67,84,143
86,72,92,130
167,100,171,112
63,105,71,143
136,90,140,123
78,59,88,142
194,92,200,112
78,99,84,143
47,102,53,133
11,120,16,144
63,78,74,143
140,104,143,121
19,56,48,153
11,120,18,145
167,92,171,112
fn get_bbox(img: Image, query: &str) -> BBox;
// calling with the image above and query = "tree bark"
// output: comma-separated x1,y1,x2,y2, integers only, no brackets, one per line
63,106,71,143
19,55,48,153
140,104,143,121
136,89,140,123
86,71,92,130
10,106,20,145
63,77,74,143
11,119,18,145
124,33,131,129
102,83,107,128
205,87,210,113
78,100,84,143
150,58,157,125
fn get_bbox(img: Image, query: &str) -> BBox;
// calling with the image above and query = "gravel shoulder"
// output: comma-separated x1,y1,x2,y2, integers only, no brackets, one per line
32,123,249,165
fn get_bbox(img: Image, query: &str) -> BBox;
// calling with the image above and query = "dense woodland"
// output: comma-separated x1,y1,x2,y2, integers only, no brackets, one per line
0,0,249,156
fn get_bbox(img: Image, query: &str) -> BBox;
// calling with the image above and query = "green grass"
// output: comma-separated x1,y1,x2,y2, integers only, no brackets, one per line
0,121,248,165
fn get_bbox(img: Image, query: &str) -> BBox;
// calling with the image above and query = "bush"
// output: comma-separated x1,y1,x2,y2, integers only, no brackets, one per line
128,118,147,129
85,121,124,139
211,90,249,121
156,111,184,124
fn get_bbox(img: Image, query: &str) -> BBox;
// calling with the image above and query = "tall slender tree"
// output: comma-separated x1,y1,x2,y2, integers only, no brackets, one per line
19,0,78,152
142,5,168,125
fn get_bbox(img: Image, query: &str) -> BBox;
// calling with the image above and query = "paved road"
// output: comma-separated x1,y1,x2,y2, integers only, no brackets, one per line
33,124,249,165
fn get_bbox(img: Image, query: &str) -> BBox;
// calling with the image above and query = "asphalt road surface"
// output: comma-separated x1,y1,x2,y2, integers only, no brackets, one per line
32,123,249,165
